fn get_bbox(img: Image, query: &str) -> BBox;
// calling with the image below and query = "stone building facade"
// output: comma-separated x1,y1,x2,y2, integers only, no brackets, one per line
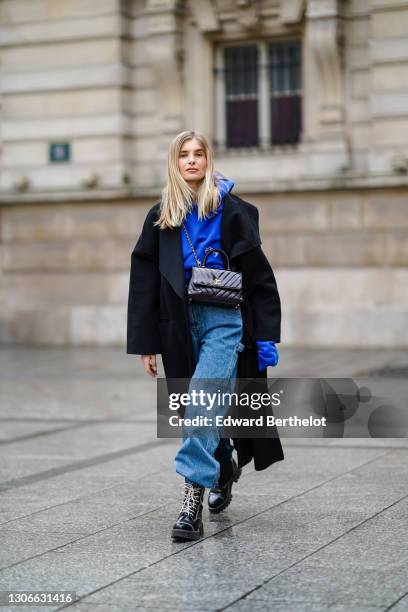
0,0,407,347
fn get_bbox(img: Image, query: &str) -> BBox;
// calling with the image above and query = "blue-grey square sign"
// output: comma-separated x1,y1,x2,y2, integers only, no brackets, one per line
49,142,70,163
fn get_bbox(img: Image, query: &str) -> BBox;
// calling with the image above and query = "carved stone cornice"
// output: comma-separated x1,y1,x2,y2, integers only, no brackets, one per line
280,0,306,25
190,0,220,33
235,0,262,30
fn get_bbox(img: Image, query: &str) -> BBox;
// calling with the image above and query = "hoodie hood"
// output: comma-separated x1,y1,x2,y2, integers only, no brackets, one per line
215,171,234,207
201,171,234,218
189,172,234,218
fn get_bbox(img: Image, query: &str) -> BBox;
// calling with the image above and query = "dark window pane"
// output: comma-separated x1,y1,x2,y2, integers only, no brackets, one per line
288,41,300,64
288,41,301,91
224,45,259,148
269,39,301,95
226,99,259,148
270,95,301,145
224,46,258,95
268,40,302,144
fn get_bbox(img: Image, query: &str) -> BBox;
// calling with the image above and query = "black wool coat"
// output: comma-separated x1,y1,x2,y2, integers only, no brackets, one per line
127,192,284,471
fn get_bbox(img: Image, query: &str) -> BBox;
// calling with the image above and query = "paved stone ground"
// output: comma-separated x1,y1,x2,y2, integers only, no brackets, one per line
0,346,407,612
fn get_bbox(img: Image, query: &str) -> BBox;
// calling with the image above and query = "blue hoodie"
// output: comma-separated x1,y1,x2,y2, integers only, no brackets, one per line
181,173,232,281
181,173,278,371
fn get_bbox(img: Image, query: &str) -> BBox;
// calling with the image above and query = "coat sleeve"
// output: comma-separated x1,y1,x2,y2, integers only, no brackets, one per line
126,207,162,355
239,205,282,343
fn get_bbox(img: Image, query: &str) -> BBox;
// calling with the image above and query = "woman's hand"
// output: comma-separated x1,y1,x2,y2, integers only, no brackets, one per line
141,354,158,377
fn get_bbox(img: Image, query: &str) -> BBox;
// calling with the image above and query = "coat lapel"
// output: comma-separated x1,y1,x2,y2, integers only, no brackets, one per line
222,192,262,262
158,192,261,301
159,224,186,301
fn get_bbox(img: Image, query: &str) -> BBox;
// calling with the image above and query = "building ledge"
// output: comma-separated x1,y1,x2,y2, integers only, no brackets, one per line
1,173,408,205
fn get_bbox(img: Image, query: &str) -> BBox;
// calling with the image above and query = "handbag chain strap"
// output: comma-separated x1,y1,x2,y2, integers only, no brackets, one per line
182,223,202,267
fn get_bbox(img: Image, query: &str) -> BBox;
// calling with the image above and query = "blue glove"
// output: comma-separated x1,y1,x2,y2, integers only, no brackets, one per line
256,341,279,371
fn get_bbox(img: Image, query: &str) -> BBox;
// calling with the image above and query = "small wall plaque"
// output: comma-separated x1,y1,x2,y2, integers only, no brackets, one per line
49,142,70,163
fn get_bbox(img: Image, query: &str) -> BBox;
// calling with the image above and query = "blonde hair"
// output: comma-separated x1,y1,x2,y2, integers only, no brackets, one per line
154,130,224,230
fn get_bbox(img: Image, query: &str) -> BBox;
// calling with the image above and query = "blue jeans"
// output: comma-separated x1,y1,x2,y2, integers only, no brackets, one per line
174,301,245,488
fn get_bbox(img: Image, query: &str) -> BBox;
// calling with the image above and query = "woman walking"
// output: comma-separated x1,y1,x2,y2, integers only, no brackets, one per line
127,130,284,541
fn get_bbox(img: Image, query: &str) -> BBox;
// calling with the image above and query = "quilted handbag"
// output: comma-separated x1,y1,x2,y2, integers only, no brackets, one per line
182,222,244,309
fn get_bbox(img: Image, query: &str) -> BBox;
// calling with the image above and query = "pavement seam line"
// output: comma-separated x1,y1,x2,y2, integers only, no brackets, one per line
0,418,157,446
385,591,408,611
55,449,393,610
0,462,187,570
0,467,257,570
0,465,172,529
217,453,408,611
0,503,166,573
0,422,97,446
0,439,174,492
219,488,408,612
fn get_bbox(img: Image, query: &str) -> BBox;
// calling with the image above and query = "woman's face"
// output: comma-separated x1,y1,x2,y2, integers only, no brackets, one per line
178,138,207,189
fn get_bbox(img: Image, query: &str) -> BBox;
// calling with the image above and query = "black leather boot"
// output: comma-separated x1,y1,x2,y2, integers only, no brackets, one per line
208,458,241,514
171,481,205,541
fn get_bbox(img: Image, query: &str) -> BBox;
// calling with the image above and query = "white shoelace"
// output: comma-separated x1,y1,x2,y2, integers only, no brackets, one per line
180,483,203,517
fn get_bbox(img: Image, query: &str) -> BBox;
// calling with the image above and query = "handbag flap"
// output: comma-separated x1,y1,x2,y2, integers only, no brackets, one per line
190,267,242,291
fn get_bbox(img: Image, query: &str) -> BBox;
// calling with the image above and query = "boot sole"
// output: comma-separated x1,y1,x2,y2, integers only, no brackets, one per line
208,467,242,514
171,523,204,541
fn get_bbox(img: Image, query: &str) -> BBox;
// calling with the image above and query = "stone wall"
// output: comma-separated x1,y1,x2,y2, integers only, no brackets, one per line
1,188,407,347
0,0,407,347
